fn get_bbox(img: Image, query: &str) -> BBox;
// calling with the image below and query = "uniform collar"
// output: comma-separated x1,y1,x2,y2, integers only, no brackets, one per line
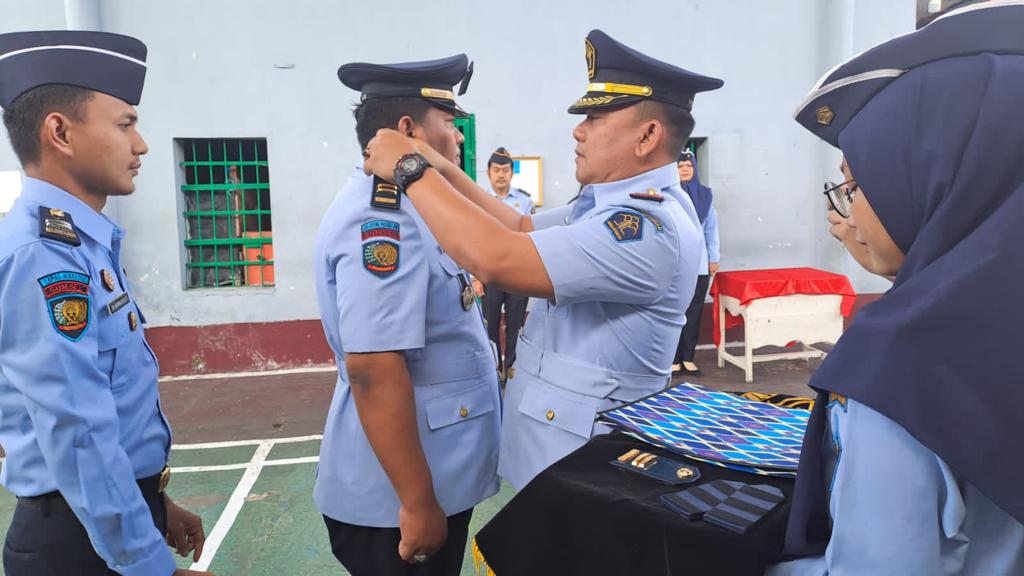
573,163,680,217
489,186,516,200
20,177,121,250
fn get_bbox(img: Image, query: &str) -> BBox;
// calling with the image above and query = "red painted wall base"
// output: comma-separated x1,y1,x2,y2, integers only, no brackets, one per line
147,294,884,377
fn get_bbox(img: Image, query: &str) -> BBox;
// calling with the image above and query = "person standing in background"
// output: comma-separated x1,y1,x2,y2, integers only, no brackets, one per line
672,149,719,375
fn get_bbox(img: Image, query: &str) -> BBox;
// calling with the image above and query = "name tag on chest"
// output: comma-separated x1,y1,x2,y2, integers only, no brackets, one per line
106,293,131,316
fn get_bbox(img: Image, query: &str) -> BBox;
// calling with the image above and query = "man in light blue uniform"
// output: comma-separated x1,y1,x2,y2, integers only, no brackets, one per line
0,31,208,576
360,29,723,490
484,147,534,217
313,54,500,575
481,147,533,381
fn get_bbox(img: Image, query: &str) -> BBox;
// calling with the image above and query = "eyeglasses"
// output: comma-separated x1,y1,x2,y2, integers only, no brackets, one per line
823,179,858,218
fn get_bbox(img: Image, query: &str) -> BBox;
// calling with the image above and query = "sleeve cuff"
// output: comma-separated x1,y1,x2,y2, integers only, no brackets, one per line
112,543,177,576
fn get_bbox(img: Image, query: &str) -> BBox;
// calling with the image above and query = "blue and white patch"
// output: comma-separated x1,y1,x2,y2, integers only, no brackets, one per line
604,210,644,242
361,219,400,242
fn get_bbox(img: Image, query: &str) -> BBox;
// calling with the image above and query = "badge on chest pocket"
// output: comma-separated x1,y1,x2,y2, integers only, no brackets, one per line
436,250,474,312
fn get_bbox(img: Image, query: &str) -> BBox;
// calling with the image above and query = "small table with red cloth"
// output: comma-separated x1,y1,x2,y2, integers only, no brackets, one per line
710,267,856,382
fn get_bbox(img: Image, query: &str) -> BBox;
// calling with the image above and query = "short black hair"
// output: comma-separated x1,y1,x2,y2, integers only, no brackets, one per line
635,100,695,158
352,97,435,150
2,84,94,167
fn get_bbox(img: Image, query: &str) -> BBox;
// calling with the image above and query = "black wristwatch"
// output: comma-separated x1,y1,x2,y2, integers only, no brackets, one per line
393,152,432,191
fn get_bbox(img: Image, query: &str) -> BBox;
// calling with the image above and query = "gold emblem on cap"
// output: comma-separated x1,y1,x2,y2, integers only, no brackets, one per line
101,269,116,292
420,87,455,101
816,105,835,126
585,38,596,80
572,95,622,108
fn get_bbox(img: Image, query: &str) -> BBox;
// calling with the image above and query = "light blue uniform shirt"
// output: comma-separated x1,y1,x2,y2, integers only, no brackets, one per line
498,163,703,489
313,167,501,526
767,398,1024,576
0,178,175,576
487,186,534,216
699,204,720,273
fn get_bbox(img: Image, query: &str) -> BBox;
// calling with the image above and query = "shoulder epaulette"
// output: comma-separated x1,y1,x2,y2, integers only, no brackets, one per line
38,206,81,246
370,176,401,210
628,187,665,203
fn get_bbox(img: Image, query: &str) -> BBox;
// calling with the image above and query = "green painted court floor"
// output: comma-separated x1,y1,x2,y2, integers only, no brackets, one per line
0,438,514,575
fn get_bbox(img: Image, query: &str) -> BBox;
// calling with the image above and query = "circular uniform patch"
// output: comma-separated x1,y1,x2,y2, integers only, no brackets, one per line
363,240,400,278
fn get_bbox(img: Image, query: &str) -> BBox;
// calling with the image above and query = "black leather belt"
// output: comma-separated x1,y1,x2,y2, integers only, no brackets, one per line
20,466,169,507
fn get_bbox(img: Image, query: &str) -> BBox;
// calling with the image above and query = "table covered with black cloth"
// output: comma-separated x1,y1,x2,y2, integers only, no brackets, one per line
476,432,794,575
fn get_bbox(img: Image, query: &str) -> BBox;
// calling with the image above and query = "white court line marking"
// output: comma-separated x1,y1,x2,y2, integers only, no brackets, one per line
190,440,274,571
171,434,322,450
159,365,336,382
172,456,319,474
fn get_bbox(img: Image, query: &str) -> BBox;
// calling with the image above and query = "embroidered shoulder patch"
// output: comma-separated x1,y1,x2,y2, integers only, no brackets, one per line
605,210,644,243
635,209,665,233
38,271,91,341
361,220,400,241
38,206,81,246
370,177,401,210
363,240,400,278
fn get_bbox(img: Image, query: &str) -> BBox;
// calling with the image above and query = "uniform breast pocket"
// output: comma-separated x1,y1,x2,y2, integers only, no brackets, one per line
96,315,130,389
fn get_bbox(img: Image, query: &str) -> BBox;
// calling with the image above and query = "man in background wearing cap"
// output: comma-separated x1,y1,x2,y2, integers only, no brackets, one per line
313,54,499,575
481,147,533,383
0,31,210,576
363,30,722,489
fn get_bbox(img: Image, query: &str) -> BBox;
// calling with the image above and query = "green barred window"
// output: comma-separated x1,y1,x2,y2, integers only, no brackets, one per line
455,114,477,181
178,138,274,289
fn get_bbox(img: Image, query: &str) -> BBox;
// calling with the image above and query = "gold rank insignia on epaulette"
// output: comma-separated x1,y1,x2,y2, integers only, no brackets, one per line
38,206,81,246
629,187,664,203
370,176,401,210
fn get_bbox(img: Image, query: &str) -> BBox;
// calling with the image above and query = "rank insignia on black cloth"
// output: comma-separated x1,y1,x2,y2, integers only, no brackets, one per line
629,188,665,202
38,206,81,246
371,177,401,210
363,240,399,278
38,271,90,341
605,210,644,243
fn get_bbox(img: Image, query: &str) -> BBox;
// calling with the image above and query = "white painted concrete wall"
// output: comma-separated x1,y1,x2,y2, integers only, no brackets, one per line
0,0,912,326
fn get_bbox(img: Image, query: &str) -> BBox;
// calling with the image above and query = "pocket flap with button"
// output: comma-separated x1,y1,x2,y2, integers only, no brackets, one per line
96,315,129,352
518,379,599,439
425,382,496,431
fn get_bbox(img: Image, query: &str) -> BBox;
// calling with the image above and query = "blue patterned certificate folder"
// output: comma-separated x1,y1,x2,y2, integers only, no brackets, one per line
598,382,809,474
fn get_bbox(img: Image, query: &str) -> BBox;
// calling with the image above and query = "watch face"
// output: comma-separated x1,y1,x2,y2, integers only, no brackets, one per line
400,157,420,172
